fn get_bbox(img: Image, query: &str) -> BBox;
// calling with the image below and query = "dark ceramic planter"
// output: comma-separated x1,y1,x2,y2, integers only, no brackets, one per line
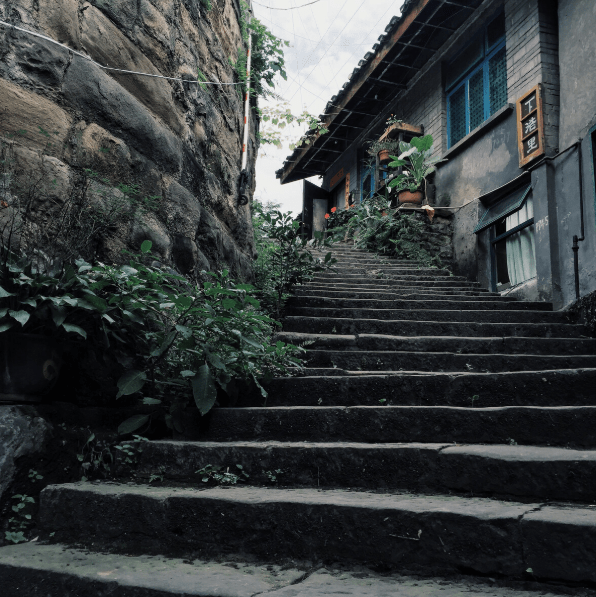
0,334,63,403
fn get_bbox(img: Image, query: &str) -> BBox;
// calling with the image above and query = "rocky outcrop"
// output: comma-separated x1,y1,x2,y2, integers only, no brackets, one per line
0,406,51,503
0,0,257,279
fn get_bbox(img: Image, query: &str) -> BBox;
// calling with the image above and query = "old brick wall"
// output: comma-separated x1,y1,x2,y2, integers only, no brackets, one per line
0,0,257,279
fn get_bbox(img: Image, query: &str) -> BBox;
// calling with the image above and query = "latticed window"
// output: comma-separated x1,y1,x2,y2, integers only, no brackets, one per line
446,12,507,148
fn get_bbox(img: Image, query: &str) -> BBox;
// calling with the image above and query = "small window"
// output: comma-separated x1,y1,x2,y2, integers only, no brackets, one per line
475,186,536,291
446,13,507,148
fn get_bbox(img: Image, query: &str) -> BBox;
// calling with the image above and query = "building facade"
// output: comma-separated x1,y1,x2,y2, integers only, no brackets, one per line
277,0,596,309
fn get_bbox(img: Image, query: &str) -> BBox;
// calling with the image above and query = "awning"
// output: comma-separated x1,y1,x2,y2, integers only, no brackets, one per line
473,185,532,234
276,0,485,185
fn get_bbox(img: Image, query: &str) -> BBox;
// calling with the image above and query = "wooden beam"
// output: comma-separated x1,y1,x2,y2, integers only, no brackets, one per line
278,0,434,185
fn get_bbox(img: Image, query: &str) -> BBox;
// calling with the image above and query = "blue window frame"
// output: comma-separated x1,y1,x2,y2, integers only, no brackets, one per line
446,13,507,148
360,163,388,201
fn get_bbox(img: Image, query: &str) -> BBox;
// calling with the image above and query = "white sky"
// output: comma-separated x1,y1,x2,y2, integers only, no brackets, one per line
251,0,402,214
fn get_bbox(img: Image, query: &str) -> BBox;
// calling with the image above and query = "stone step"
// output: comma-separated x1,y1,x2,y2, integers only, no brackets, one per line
289,296,553,311
310,276,482,288
203,405,596,448
0,543,302,597
313,273,465,283
251,369,596,408
304,349,596,372
133,440,596,502
294,289,515,301
303,281,491,293
285,307,569,323
277,332,596,355
6,545,583,597
38,483,596,583
283,316,586,338
329,266,452,276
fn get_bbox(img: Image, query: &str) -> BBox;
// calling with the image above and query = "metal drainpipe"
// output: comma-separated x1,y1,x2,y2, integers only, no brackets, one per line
238,4,253,207
572,140,586,300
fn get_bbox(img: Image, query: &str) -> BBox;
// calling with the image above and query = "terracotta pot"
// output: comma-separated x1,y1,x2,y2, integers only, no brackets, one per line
0,334,63,402
398,189,424,206
378,149,391,163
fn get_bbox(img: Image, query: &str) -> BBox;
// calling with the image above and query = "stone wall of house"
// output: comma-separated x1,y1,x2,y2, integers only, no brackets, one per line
0,0,257,279
505,0,560,154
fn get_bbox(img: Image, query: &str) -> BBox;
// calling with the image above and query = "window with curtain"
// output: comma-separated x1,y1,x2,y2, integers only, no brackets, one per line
474,184,536,290
446,12,507,148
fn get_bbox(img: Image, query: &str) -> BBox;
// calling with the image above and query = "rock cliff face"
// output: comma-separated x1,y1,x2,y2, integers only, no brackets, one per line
0,0,257,279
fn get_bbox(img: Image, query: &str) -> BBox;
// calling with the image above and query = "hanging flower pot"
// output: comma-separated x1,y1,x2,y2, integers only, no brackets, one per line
378,149,391,163
398,189,424,206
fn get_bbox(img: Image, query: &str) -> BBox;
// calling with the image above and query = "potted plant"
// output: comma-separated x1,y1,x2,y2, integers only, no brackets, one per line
367,139,400,164
387,135,444,206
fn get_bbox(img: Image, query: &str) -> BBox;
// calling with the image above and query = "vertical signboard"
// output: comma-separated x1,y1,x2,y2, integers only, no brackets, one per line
517,84,545,168
344,173,350,209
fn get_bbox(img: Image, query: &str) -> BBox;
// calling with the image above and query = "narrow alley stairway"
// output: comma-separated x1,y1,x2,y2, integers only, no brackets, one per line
2,243,596,595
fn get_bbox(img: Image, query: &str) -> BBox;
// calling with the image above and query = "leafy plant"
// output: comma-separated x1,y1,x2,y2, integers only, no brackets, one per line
257,102,329,151
387,135,444,194
91,241,306,432
5,494,35,543
196,464,249,485
263,469,284,483
252,204,336,318
0,253,110,340
367,139,400,157
233,2,289,100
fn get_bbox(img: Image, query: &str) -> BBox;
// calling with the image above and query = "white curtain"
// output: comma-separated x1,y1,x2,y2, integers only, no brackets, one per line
505,194,536,286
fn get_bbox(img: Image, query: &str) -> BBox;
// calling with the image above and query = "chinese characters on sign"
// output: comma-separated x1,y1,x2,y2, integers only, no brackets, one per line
344,173,351,209
330,168,344,188
516,85,545,167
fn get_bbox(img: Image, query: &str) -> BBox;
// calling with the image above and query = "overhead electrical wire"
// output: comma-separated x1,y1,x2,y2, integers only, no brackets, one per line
288,0,366,102
0,20,244,86
254,0,325,10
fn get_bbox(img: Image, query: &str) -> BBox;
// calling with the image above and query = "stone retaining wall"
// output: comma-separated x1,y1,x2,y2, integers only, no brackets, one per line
0,0,257,279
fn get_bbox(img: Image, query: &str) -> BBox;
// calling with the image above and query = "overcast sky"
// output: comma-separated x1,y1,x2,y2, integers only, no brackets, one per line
251,0,402,213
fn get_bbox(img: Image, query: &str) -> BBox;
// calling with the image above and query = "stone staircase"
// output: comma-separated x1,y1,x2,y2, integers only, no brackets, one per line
2,243,596,595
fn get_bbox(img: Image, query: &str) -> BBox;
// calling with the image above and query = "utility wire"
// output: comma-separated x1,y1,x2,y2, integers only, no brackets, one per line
0,20,244,86
254,0,325,9
288,0,366,103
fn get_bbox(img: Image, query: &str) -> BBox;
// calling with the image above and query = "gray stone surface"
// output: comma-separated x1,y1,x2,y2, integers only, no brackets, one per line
0,406,51,502
2,545,595,597
0,543,301,596
0,0,257,279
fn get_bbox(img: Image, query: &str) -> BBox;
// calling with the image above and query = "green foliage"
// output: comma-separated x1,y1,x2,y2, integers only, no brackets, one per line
0,253,111,340
366,139,400,157
234,2,289,100
5,495,35,543
252,203,336,318
387,135,444,194
196,464,249,485
263,469,284,483
257,102,329,151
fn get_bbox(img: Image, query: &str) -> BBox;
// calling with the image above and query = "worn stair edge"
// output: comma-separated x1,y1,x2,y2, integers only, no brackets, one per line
134,440,596,502
275,332,596,355
293,290,513,301
285,307,569,324
303,349,596,372
290,297,554,312
199,405,596,448
38,483,596,583
250,369,596,408
282,317,587,338
0,543,296,597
